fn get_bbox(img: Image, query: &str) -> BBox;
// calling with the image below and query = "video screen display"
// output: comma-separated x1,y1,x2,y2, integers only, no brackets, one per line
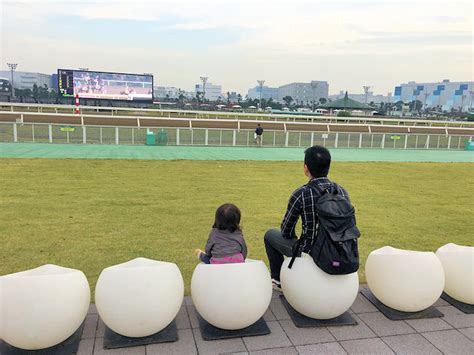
58,69,153,102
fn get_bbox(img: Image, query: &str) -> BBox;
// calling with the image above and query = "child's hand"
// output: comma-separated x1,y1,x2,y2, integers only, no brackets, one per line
194,249,204,258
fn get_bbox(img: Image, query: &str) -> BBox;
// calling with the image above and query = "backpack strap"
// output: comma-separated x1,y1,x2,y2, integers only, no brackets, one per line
288,181,332,269
288,237,305,269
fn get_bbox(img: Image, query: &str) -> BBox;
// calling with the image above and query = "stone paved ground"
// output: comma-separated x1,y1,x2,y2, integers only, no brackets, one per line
78,286,474,355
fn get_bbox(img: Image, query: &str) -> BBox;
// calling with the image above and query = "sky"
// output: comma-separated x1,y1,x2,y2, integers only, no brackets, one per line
0,0,472,95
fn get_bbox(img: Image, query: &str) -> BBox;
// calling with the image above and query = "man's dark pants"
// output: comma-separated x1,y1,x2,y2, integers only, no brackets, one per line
264,229,297,281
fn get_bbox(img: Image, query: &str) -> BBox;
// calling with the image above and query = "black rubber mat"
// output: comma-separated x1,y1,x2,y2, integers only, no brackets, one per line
0,322,84,355
280,294,357,328
441,292,474,314
361,288,444,320
103,320,178,349
196,313,270,340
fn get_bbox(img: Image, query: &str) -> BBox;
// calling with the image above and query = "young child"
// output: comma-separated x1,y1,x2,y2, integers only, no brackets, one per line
195,203,248,264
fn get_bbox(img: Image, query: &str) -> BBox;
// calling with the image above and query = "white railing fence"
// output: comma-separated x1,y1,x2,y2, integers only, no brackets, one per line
0,122,472,150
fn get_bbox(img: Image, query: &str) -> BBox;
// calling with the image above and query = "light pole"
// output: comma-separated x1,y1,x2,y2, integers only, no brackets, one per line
423,92,430,111
469,90,474,112
460,94,467,112
257,80,265,110
7,63,18,98
311,81,318,112
412,89,418,113
363,85,371,104
200,76,208,102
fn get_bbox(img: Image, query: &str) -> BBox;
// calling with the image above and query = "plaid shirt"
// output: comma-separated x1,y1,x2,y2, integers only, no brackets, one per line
280,177,350,252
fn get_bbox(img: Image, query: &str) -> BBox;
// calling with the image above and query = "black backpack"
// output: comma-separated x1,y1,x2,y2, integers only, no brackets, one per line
288,183,360,275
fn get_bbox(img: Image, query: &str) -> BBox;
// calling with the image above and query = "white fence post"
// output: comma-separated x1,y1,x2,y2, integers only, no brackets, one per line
176,128,180,145
334,132,338,148
447,135,452,149
32,125,35,142
115,127,119,145
311,132,314,145
13,123,17,142
285,131,289,147
205,129,209,145
425,135,430,149
232,130,236,146
359,133,362,148
48,124,53,143
83,126,87,144
100,127,103,144
404,135,408,149
381,134,385,148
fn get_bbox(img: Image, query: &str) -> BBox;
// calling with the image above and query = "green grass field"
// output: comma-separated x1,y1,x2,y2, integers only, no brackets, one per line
1,159,472,299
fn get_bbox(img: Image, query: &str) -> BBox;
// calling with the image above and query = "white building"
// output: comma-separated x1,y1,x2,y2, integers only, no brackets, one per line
195,82,222,101
247,86,279,101
329,91,392,104
277,81,329,105
246,80,329,104
0,71,52,90
154,86,181,99
393,79,474,111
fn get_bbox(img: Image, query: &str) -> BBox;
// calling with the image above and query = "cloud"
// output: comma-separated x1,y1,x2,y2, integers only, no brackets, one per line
167,23,218,31
1,0,472,94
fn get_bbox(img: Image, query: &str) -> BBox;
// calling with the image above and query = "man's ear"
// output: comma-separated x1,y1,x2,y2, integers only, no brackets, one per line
304,164,311,178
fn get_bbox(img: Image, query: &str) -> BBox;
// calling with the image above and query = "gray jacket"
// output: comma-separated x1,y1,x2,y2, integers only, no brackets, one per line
205,228,248,259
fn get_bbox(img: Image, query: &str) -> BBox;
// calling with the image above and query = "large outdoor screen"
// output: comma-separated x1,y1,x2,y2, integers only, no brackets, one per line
58,69,153,102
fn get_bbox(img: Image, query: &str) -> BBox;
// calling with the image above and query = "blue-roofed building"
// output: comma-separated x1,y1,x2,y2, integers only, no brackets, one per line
392,79,473,111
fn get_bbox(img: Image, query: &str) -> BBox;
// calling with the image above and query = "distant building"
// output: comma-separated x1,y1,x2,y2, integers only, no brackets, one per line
154,86,182,99
247,86,279,101
0,71,52,90
51,73,58,91
226,91,241,104
246,80,329,104
329,91,392,104
0,77,12,97
277,81,329,105
195,82,222,101
393,79,473,111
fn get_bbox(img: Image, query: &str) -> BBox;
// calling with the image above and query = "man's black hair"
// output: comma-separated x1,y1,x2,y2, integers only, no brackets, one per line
304,145,331,178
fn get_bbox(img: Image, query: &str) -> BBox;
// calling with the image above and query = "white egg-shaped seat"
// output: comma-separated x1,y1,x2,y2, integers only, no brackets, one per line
436,243,474,304
366,246,445,312
191,259,272,330
280,254,359,319
95,257,184,338
0,264,90,350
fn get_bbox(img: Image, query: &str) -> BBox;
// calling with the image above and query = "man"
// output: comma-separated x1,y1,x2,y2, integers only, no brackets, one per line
263,145,350,291
254,124,263,146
